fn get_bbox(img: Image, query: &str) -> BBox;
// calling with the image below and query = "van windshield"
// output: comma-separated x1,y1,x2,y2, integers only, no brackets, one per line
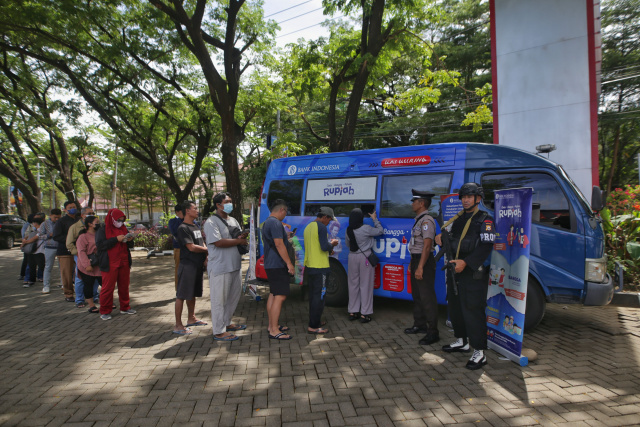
558,166,594,216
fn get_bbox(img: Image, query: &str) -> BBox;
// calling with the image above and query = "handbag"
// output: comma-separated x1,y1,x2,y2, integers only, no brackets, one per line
347,227,378,267
361,248,379,267
20,229,39,254
88,253,99,266
213,214,249,255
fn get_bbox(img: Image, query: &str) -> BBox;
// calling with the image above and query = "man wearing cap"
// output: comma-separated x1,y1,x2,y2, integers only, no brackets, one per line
303,207,339,334
404,189,440,346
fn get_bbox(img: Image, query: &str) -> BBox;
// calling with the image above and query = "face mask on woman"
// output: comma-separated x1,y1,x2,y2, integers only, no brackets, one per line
112,219,124,228
94,223,101,230
223,203,233,214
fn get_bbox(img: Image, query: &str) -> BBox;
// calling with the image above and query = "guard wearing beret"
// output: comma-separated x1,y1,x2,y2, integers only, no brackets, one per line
404,189,440,346
436,182,495,370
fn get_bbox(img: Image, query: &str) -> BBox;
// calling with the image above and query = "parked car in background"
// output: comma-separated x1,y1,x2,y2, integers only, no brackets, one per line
0,214,26,249
131,222,150,234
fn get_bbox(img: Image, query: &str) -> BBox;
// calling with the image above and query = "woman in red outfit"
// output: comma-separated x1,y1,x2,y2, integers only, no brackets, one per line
95,208,136,320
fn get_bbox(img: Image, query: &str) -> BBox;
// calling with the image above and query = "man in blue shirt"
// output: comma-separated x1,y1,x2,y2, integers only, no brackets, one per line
168,204,184,291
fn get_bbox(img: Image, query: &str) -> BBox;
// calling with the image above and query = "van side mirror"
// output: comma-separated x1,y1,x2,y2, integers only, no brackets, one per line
591,186,605,212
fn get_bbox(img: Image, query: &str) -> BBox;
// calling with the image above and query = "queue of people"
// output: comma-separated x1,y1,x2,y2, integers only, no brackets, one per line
19,204,136,321
16,181,493,371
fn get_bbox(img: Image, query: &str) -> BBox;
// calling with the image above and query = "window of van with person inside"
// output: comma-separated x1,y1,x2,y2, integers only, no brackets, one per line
380,174,452,218
267,179,303,215
481,173,572,230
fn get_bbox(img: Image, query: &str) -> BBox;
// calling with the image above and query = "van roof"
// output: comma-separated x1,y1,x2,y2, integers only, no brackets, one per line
267,142,558,179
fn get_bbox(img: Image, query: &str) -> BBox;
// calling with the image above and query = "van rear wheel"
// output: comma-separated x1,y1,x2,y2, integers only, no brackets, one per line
1,234,13,249
524,276,546,332
325,258,348,307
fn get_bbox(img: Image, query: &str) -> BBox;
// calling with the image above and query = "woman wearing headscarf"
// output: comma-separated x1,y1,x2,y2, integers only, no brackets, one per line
96,208,136,321
345,208,383,323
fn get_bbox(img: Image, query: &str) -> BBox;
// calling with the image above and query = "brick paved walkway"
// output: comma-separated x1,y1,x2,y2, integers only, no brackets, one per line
1,249,639,426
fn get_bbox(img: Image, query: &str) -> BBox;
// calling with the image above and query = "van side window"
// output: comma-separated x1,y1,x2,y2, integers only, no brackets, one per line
381,174,452,218
482,173,572,230
267,179,303,215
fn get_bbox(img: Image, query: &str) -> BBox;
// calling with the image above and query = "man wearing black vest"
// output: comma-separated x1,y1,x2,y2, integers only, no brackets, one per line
436,183,495,370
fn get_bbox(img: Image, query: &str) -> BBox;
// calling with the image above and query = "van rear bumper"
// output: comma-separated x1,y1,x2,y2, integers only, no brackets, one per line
583,273,614,306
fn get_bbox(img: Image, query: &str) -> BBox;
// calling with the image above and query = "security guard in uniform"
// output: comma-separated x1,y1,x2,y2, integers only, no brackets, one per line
404,189,440,345
435,182,495,370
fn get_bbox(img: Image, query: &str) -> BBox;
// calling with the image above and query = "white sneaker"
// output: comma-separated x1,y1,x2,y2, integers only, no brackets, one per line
121,309,137,315
101,314,112,321
42,286,50,294
466,349,487,370
442,338,470,353
23,282,32,288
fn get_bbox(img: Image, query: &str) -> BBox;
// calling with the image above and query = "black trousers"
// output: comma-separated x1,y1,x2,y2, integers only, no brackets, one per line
447,271,488,350
20,253,28,277
78,270,102,300
307,272,327,329
27,253,45,283
410,254,438,335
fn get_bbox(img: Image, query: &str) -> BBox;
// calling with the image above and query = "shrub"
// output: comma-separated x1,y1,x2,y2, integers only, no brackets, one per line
601,185,640,290
133,229,161,249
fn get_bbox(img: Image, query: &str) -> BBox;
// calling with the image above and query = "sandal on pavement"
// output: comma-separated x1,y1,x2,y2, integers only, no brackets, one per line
65,297,75,302
226,324,246,331
186,320,208,327
87,306,99,314
360,315,372,323
214,334,239,341
269,332,292,340
76,302,86,308
172,329,192,335
349,313,360,321
307,328,328,334
278,325,290,332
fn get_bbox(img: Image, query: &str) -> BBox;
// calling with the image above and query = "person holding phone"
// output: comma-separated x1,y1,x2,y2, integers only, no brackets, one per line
96,208,137,321
203,192,248,341
76,216,102,313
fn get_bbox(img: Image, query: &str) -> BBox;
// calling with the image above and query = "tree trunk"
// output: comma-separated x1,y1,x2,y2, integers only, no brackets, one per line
0,188,5,214
606,124,622,194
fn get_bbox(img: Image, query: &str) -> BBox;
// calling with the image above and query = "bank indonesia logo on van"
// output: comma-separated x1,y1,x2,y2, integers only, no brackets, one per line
287,165,297,175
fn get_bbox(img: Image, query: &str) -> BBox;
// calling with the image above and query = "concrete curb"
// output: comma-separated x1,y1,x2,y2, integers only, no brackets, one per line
611,292,640,308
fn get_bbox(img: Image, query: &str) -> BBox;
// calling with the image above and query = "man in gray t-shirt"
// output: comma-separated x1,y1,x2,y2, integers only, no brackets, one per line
203,192,248,341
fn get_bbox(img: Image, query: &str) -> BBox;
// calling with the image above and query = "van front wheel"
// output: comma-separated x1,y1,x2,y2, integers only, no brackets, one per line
524,276,546,332
325,258,349,307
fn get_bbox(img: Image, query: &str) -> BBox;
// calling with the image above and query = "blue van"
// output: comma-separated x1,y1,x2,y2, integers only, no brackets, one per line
256,143,614,330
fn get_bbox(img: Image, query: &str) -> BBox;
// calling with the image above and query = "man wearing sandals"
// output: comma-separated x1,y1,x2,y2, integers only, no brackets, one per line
204,192,248,341
262,199,295,340
172,201,208,336
303,207,339,335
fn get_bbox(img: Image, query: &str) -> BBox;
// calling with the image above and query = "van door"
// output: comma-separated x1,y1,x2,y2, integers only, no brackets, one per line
478,171,586,303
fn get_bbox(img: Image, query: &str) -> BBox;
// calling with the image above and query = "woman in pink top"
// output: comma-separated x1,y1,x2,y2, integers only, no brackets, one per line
76,216,102,313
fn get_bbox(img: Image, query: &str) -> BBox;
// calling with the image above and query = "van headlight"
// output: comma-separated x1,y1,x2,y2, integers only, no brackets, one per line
585,257,607,283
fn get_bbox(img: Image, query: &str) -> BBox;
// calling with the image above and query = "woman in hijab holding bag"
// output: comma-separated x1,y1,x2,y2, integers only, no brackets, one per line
345,208,383,323
96,208,137,321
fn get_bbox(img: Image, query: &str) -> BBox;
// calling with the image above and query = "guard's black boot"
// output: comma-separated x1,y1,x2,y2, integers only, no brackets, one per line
442,338,470,353
419,334,440,345
404,326,428,334
465,350,487,370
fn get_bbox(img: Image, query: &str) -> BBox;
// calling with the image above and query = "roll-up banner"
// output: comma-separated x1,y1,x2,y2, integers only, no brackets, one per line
244,204,260,301
487,188,533,367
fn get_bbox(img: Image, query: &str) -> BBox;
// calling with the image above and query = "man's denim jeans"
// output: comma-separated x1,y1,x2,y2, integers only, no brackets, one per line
43,248,57,287
74,255,86,304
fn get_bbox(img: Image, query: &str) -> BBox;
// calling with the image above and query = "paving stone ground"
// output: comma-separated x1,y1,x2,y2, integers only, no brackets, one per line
1,248,639,427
